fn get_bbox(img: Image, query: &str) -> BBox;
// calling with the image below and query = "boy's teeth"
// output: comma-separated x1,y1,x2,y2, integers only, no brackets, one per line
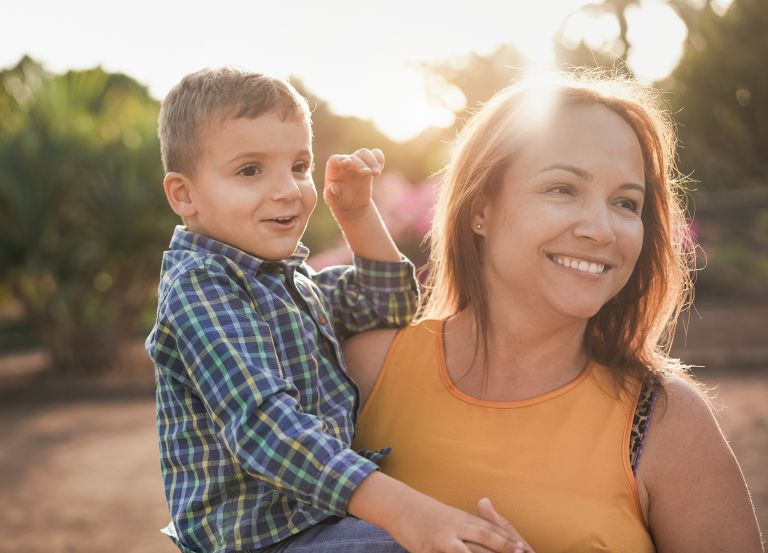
552,255,606,274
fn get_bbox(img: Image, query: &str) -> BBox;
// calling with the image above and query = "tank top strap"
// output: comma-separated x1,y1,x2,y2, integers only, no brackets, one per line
630,378,659,473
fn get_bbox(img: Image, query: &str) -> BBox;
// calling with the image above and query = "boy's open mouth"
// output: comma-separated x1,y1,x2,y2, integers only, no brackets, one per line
266,215,298,226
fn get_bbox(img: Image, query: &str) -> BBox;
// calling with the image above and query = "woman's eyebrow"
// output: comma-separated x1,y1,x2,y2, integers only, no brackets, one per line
539,163,646,192
619,182,646,193
538,163,593,180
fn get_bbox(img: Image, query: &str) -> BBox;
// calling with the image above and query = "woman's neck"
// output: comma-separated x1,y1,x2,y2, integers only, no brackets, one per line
444,304,591,401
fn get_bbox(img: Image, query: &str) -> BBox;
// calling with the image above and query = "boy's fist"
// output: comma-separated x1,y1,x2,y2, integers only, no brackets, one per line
324,148,385,219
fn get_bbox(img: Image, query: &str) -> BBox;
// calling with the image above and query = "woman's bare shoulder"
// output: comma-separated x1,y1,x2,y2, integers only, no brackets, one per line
648,374,715,437
638,373,763,552
342,328,401,406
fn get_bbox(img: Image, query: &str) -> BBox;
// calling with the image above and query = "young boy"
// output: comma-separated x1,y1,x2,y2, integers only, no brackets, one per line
146,67,523,553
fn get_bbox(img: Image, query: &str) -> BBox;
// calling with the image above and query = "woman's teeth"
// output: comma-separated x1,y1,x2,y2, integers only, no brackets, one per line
551,255,606,274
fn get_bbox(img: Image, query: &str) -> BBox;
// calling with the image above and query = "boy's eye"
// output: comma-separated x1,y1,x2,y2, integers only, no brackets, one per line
293,161,312,174
237,164,261,177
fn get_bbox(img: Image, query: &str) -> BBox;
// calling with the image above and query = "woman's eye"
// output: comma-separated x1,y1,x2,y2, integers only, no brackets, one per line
548,184,574,195
616,198,641,213
237,164,261,177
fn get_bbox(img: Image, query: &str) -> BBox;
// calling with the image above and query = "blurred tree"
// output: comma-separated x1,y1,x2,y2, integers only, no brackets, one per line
0,57,171,372
664,0,768,299
423,44,528,116
666,0,767,189
559,0,713,60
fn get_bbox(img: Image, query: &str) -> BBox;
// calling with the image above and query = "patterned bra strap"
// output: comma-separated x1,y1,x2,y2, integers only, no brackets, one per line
629,378,659,474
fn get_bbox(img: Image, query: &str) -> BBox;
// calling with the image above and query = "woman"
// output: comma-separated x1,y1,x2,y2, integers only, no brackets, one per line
344,72,764,552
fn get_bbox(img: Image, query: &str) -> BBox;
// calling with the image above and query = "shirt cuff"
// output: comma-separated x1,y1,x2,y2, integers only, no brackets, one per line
352,254,418,294
313,448,380,516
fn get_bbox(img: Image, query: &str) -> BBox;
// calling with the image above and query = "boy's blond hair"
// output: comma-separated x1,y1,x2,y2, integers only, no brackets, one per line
159,67,311,176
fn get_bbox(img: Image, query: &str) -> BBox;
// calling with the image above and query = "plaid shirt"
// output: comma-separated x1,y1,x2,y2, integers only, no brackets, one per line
146,227,418,553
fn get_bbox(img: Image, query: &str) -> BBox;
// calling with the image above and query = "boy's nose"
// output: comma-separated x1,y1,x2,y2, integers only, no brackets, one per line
271,174,303,202
573,202,616,245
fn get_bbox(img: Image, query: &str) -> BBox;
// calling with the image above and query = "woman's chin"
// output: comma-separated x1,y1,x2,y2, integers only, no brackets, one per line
551,301,605,322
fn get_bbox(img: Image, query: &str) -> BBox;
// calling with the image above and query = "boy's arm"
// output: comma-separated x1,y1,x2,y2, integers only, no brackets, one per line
311,148,419,338
324,148,399,262
305,255,418,340
348,471,531,553
162,269,526,553
161,268,378,516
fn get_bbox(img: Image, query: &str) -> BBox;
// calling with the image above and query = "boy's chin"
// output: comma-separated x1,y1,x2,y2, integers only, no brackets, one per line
246,242,301,261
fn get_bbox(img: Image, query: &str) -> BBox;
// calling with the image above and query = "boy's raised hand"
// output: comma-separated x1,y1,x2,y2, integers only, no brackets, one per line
324,148,385,220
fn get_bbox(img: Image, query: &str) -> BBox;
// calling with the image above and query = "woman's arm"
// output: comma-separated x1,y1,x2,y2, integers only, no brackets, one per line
637,376,764,552
342,327,399,406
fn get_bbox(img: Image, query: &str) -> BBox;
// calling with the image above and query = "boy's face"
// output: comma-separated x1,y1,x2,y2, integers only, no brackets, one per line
185,111,317,260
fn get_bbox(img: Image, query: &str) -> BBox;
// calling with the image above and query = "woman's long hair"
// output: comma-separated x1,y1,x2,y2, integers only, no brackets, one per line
419,70,695,390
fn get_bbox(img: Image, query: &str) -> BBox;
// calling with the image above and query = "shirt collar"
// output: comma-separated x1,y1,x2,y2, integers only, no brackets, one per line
168,226,309,273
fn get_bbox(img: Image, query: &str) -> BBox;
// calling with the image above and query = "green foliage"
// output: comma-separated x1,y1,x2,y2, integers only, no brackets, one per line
0,57,172,372
667,0,768,188
664,0,768,299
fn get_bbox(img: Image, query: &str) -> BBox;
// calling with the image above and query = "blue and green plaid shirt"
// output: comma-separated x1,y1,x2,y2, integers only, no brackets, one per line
145,226,418,553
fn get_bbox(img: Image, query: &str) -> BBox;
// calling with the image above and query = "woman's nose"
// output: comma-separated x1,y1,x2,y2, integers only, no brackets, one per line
573,201,616,245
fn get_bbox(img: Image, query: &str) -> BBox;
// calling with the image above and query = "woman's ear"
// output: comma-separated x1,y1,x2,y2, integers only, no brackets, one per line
163,172,197,218
471,196,489,236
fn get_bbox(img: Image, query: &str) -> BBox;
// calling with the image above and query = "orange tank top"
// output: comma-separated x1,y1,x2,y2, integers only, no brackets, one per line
353,319,654,553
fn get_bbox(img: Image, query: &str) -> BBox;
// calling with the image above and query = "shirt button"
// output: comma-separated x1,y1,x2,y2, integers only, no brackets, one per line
318,314,327,325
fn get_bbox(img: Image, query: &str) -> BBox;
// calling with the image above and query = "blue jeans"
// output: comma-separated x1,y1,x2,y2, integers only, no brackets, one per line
258,516,406,553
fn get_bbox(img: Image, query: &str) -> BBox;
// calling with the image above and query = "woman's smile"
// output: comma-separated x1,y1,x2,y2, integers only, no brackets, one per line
546,253,611,276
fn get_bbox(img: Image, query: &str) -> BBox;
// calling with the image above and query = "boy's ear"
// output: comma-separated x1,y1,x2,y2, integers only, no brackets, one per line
163,172,197,218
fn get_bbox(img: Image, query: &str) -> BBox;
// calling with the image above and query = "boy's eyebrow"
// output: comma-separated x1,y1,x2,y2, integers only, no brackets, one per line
539,163,645,192
226,150,313,164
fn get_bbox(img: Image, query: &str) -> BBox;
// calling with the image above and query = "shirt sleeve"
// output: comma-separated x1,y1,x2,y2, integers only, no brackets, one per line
162,266,378,516
308,254,420,341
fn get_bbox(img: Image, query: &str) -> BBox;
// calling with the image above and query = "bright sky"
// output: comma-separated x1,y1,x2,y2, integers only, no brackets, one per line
1,0,730,141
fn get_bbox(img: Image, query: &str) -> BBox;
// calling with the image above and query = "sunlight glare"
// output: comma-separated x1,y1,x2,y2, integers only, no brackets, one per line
711,0,735,16
562,11,621,51
515,71,562,134
625,0,688,84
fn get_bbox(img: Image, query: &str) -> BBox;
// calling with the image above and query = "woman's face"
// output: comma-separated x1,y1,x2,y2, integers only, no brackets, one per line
475,102,646,322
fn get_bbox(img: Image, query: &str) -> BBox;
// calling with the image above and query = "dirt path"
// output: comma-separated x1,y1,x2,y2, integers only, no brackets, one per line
0,372,765,552
0,395,176,553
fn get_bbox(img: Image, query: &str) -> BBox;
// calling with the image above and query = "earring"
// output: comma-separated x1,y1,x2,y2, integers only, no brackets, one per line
475,223,482,230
